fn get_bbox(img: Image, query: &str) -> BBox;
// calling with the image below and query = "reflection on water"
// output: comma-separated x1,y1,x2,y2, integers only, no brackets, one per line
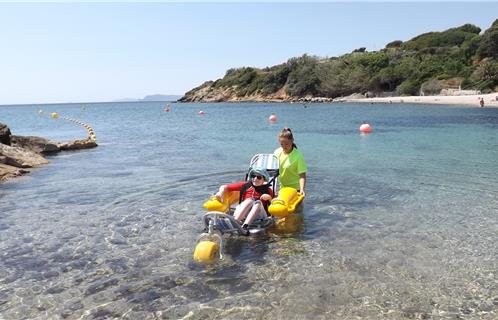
0,102,497,319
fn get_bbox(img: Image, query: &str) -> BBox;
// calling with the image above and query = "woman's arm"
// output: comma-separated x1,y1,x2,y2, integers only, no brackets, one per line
299,173,306,196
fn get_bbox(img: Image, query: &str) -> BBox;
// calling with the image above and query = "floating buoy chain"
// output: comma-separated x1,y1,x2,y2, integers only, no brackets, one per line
50,112,97,142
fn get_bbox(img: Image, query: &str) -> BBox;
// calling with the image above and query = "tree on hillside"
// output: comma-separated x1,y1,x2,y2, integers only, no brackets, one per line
315,59,348,97
402,24,481,51
285,55,320,96
477,19,498,59
470,58,498,90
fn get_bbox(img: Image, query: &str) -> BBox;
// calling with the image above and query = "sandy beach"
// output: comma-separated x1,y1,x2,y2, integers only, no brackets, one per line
343,92,498,107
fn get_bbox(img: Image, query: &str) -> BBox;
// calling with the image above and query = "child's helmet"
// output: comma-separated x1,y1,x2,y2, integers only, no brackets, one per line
248,167,270,182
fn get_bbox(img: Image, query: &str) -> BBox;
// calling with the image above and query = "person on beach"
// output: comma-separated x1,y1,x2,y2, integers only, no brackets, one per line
480,97,485,107
274,127,308,196
215,168,273,228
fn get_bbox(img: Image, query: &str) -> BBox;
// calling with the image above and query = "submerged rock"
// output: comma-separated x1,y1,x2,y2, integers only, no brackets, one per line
58,138,97,150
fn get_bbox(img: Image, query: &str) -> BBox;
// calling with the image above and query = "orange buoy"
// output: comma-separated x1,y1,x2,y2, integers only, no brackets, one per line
198,110,205,115
359,123,372,134
269,114,277,122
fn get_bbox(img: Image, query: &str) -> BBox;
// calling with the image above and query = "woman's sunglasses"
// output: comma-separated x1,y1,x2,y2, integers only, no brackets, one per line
251,175,264,180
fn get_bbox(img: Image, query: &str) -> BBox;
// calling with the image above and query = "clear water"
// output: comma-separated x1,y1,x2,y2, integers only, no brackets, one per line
1,102,497,319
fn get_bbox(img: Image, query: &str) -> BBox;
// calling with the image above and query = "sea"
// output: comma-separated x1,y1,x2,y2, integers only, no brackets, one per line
0,101,497,319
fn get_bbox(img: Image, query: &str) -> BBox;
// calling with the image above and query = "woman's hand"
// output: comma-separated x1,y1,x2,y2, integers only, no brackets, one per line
299,189,306,197
260,194,272,201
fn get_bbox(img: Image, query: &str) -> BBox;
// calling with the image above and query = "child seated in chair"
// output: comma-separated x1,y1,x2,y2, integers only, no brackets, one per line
215,167,273,228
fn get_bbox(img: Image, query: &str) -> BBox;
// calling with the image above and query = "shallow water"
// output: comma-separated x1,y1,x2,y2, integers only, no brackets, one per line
1,102,497,319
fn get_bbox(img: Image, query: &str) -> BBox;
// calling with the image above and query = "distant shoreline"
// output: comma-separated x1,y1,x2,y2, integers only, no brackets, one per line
2,93,498,107
339,93,498,107
0,100,178,108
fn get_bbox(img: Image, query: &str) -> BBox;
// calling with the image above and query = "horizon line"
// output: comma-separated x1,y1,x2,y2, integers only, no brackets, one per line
0,99,180,108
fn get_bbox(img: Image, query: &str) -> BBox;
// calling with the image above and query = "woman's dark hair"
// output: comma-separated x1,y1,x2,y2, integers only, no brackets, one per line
279,127,297,149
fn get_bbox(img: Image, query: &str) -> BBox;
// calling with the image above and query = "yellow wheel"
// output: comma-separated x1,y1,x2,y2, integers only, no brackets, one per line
193,241,219,263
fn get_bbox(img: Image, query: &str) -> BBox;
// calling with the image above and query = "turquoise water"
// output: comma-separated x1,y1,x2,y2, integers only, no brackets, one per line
1,102,497,319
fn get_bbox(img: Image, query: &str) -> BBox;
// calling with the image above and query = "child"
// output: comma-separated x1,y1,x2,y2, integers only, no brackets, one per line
215,167,273,228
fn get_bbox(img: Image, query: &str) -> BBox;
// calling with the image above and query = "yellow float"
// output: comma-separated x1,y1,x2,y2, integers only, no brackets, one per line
203,191,240,212
268,187,304,218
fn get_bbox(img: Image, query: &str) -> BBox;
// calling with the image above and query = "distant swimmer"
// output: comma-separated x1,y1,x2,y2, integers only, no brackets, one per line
479,97,485,107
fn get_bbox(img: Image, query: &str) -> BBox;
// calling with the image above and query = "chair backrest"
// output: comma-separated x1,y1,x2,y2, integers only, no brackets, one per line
246,153,279,195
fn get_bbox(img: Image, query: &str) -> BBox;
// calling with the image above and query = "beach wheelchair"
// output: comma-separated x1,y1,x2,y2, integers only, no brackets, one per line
193,154,304,263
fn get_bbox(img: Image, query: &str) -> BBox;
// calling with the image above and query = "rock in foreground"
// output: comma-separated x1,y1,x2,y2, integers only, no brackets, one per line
0,122,98,183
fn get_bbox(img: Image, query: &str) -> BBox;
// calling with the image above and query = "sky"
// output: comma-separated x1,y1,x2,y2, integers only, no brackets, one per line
0,2,497,105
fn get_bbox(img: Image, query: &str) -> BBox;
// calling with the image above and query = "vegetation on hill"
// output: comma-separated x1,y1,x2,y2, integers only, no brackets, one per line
181,20,498,101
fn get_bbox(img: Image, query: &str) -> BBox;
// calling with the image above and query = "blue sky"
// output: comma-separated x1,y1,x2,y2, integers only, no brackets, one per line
0,2,497,105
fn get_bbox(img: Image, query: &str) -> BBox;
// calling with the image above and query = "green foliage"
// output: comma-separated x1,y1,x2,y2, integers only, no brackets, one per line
402,24,481,51
352,47,366,53
315,59,349,96
396,79,419,96
477,19,498,59
455,24,481,34
386,40,402,48
470,58,498,90
460,35,481,60
421,79,443,95
214,67,257,88
351,51,389,72
286,55,320,96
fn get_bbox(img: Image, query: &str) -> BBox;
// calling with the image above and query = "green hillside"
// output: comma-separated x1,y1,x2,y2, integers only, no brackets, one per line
181,20,498,101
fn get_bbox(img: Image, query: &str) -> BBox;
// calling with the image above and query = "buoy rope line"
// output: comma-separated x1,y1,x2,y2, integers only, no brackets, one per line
50,112,97,142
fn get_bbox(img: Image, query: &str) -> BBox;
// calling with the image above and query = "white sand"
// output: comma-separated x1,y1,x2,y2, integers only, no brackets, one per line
344,93,498,107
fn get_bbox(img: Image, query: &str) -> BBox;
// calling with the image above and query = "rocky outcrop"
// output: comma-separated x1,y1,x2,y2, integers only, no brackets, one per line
0,163,28,181
0,143,49,168
179,82,333,103
58,138,98,150
178,82,291,103
0,122,98,183
11,135,60,154
0,123,11,145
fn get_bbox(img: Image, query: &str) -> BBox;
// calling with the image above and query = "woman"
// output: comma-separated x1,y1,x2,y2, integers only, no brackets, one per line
274,127,307,196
